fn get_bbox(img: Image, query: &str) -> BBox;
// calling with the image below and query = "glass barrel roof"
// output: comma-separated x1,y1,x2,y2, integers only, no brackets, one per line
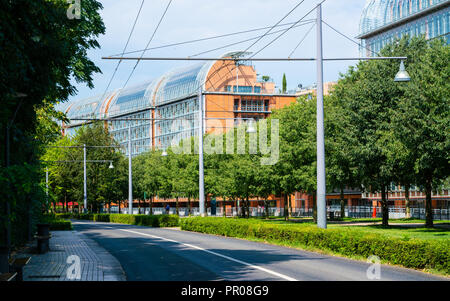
359,0,448,35
59,54,232,121
64,93,104,126
107,80,156,117
153,61,215,106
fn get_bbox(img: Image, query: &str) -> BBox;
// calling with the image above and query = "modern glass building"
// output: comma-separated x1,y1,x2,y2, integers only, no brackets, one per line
57,52,297,157
357,0,450,56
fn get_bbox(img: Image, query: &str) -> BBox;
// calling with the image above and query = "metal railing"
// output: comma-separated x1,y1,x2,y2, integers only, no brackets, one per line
104,206,450,220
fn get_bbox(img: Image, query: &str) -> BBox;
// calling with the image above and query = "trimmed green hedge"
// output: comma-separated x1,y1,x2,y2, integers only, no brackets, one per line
180,217,450,274
41,215,73,231
67,213,179,228
107,214,179,228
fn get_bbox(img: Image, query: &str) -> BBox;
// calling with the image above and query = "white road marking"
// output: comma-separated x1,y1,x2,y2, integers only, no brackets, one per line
113,227,298,281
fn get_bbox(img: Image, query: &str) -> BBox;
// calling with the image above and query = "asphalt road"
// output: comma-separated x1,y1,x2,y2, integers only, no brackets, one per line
72,220,447,281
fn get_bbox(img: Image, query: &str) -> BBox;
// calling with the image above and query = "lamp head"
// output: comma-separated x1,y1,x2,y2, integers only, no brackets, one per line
394,60,411,82
246,120,257,134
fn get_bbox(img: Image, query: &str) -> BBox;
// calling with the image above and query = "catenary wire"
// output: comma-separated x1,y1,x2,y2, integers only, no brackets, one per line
189,20,315,58
242,0,306,53
100,0,146,102
288,22,315,58
322,20,380,57
123,0,173,89
249,0,327,59
107,20,314,58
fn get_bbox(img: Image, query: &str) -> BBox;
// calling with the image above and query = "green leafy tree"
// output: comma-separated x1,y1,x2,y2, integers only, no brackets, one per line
390,38,450,227
325,94,359,219
0,0,105,249
272,98,317,221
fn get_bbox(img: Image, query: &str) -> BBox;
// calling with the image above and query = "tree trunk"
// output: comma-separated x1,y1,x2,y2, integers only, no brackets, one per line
312,192,317,223
149,195,153,216
138,199,141,215
284,193,288,221
240,200,245,218
118,200,121,214
340,187,345,220
176,196,179,216
288,194,292,218
265,199,269,219
404,184,410,219
381,185,389,227
425,178,434,228
187,196,191,216
222,196,226,217
246,197,250,218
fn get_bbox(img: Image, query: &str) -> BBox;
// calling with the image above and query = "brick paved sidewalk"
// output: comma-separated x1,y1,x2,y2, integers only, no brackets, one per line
19,230,126,281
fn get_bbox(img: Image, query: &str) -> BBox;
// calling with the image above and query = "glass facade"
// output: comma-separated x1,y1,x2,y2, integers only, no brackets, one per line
359,0,449,56
155,97,199,150
58,60,215,155
57,52,285,156
154,62,214,106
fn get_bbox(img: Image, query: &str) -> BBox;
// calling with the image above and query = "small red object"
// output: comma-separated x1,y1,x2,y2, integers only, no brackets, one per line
372,207,377,218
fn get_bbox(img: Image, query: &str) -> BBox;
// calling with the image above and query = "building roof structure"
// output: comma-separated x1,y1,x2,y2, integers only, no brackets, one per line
359,0,449,38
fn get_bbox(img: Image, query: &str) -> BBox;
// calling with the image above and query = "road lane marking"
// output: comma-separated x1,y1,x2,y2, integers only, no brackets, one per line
115,228,298,281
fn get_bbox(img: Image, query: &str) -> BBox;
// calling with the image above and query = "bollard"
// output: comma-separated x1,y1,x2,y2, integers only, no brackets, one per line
36,224,50,254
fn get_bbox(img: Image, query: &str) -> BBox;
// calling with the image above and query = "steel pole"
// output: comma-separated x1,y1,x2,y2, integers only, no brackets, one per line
83,144,87,213
46,169,49,211
198,88,205,217
316,3,327,229
129,124,133,214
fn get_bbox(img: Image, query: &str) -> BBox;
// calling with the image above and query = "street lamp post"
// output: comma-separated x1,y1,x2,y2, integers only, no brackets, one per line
128,124,133,215
198,88,206,217
46,169,49,211
44,158,113,213
316,3,327,229
83,144,87,213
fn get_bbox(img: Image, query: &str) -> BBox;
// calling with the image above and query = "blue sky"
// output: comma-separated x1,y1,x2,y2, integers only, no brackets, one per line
71,0,367,101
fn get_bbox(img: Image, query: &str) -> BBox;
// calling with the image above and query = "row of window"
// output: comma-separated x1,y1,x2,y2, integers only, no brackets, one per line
112,125,151,144
157,98,198,119
109,112,151,131
226,86,262,93
156,129,199,150
122,139,152,156
234,99,270,112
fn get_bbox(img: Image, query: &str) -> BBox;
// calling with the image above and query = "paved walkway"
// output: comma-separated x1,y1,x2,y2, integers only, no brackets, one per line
20,230,126,281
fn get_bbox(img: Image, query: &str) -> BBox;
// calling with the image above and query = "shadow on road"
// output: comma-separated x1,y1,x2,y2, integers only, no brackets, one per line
72,221,326,281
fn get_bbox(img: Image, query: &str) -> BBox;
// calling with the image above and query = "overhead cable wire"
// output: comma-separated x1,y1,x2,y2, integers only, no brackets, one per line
242,0,306,53
200,1,322,112
123,0,173,89
288,22,315,58
100,0,145,101
189,20,316,58
107,20,314,58
249,0,327,59
321,20,380,57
